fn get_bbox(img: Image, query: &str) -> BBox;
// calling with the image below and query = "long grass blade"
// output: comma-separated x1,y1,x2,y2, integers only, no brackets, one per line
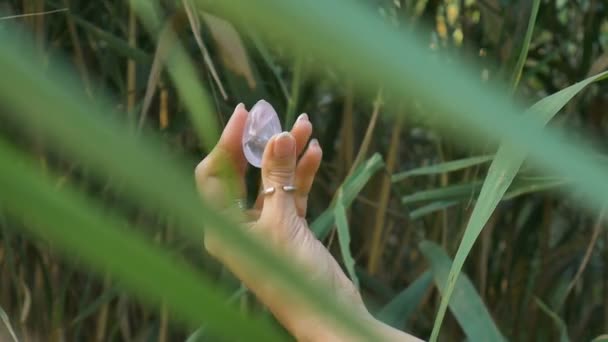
183,0,228,100
129,0,220,150
509,0,541,91
429,71,608,341
311,154,384,239
419,241,505,341
0,304,18,342
376,271,432,330
0,140,284,341
392,155,494,182
335,190,359,288
535,297,570,342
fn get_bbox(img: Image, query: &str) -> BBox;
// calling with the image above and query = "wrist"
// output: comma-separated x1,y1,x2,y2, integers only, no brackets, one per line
290,304,373,341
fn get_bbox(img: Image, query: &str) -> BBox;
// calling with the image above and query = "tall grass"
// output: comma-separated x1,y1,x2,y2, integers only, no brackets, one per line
1,0,607,341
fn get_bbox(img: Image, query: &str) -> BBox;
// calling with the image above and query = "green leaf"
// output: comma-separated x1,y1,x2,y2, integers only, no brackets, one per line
376,271,432,330
0,24,382,342
0,304,18,342
335,190,359,288
71,288,119,325
129,0,220,149
71,16,152,64
405,177,567,210
392,155,494,182
402,181,483,204
503,178,567,200
312,154,384,239
509,0,541,91
419,241,505,342
409,201,460,220
0,140,284,341
591,335,608,342
535,297,570,342
429,71,608,341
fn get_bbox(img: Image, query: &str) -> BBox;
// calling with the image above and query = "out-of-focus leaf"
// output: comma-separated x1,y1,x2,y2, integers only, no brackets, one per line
419,241,505,341
392,155,494,182
429,71,608,340
535,298,570,342
335,190,359,288
376,271,432,330
202,12,257,90
311,153,384,239
0,24,382,341
0,140,284,341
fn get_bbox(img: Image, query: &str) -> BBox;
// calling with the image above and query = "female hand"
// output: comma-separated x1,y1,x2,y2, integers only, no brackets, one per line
195,104,421,342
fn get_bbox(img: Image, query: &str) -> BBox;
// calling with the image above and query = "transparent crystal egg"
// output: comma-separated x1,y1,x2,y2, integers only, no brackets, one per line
242,100,282,168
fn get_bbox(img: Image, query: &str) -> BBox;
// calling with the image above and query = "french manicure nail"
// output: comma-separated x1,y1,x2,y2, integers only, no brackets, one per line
274,132,295,158
310,138,319,147
297,113,309,121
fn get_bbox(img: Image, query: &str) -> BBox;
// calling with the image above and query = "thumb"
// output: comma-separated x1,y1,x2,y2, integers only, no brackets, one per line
259,131,298,221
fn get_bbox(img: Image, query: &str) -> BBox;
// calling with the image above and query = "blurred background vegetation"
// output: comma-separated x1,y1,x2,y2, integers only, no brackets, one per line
1,0,608,341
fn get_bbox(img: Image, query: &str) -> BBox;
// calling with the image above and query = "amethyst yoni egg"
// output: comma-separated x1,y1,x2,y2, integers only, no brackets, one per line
242,100,282,168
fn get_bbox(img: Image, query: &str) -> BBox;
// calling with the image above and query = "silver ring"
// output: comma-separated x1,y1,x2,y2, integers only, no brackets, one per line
282,185,297,193
261,187,276,196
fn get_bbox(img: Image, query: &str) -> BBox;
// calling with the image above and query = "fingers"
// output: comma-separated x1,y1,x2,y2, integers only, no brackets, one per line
253,113,312,210
292,113,312,156
195,103,249,207
294,139,322,216
259,131,299,223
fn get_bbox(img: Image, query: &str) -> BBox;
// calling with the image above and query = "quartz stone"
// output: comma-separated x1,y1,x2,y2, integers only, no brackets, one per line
242,100,282,168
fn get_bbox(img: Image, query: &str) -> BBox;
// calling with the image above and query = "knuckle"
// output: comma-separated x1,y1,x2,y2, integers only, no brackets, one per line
264,167,294,184
256,212,302,245
194,158,212,181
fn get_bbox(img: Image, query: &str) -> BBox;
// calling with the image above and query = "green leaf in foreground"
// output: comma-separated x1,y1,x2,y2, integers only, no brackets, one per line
429,71,608,341
376,271,432,330
419,241,505,341
0,140,284,341
0,27,383,341
335,190,359,288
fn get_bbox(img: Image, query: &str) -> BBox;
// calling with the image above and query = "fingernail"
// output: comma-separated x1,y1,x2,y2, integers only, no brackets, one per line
235,103,246,112
297,113,308,121
310,138,319,147
273,132,295,158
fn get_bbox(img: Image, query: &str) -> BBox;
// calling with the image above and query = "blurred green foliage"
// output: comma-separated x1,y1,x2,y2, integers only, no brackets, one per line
1,0,607,341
